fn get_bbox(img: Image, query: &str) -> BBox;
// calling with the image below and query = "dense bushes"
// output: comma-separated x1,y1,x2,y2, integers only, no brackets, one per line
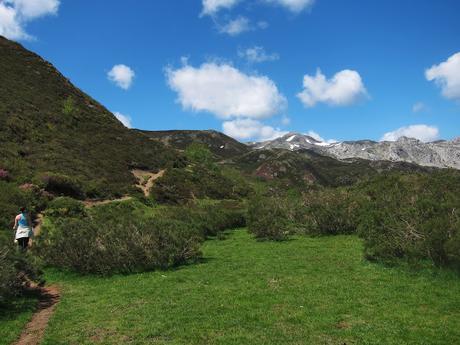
44,196,86,218
302,188,362,235
40,173,85,199
164,200,246,237
151,144,251,204
0,237,42,304
247,196,291,241
34,202,203,275
357,172,460,270
247,170,460,271
34,199,246,275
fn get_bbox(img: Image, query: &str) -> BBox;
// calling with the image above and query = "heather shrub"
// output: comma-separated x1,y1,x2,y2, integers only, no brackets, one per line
247,196,290,241
34,204,203,275
356,171,460,270
41,173,85,199
0,236,43,304
301,188,362,235
44,196,86,218
164,201,246,237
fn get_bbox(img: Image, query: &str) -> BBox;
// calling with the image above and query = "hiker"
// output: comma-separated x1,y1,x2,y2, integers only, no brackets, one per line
13,207,33,251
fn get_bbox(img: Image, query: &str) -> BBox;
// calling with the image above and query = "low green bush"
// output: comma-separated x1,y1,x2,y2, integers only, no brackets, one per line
356,171,460,270
247,196,290,241
0,236,43,304
40,173,85,199
164,201,246,237
301,188,362,235
44,197,86,218
34,203,203,275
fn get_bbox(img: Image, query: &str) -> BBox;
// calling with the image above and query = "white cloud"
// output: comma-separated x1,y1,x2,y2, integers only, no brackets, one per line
381,124,439,143
297,68,368,107
166,62,287,119
263,0,315,13
0,0,59,40
412,102,426,113
238,46,279,63
108,64,135,90
113,112,132,128
201,0,240,16
306,130,337,143
10,0,59,19
223,118,287,141
425,52,460,101
219,16,251,36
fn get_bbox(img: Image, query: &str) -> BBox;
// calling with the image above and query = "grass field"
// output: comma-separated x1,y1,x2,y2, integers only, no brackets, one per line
3,229,460,345
0,294,38,345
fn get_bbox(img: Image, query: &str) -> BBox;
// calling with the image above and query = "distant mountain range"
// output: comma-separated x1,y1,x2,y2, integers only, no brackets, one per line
249,133,460,169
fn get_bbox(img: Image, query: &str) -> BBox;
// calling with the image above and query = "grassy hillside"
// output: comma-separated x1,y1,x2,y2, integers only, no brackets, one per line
0,36,177,197
228,148,433,187
7,229,456,345
139,129,250,159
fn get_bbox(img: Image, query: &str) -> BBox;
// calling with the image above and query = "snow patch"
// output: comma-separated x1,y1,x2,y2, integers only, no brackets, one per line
286,135,296,142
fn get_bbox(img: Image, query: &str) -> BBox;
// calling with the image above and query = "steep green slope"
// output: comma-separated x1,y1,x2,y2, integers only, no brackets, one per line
139,129,250,159
0,36,177,197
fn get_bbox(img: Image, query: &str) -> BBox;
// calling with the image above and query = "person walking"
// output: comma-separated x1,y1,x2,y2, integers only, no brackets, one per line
13,207,33,251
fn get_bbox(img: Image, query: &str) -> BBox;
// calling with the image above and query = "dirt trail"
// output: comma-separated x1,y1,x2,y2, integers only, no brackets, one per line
131,169,165,197
83,196,133,208
13,286,60,345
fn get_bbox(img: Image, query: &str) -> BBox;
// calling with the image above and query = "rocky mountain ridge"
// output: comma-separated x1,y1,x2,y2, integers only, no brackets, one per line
250,133,460,169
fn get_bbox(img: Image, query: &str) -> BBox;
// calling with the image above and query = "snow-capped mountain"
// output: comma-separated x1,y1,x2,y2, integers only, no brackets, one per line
249,133,460,169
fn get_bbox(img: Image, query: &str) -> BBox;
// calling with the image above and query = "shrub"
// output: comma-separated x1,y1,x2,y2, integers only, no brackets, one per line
301,188,362,235
41,173,85,199
0,181,46,230
44,197,86,218
247,196,290,241
164,201,246,237
33,205,203,275
0,238,43,304
356,171,460,270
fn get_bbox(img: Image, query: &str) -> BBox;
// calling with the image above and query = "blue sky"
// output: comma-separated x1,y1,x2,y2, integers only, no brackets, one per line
1,0,459,142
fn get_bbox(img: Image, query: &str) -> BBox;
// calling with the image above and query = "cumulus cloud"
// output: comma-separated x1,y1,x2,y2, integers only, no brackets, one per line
238,46,279,63
113,112,132,128
219,16,251,36
201,0,240,16
166,62,287,119
108,64,135,90
297,68,368,107
306,130,338,143
223,118,287,140
425,52,460,101
263,0,315,13
0,0,59,40
381,124,439,142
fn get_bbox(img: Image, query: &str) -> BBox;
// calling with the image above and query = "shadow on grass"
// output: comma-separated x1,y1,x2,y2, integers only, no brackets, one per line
0,289,40,322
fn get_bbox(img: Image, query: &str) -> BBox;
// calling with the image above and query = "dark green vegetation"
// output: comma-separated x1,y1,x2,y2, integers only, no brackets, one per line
228,148,432,188
34,199,244,275
247,170,460,271
140,129,250,159
151,143,251,204
27,230,460,344
0,36,178,199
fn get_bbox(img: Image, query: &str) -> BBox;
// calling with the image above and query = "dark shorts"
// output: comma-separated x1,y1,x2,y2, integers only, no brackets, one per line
17,237,29,250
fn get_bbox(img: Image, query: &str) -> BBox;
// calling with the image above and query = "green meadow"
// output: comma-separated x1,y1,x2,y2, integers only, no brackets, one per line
4,229,458,345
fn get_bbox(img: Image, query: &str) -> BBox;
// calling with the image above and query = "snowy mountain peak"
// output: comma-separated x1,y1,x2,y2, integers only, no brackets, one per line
249,134,460,169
